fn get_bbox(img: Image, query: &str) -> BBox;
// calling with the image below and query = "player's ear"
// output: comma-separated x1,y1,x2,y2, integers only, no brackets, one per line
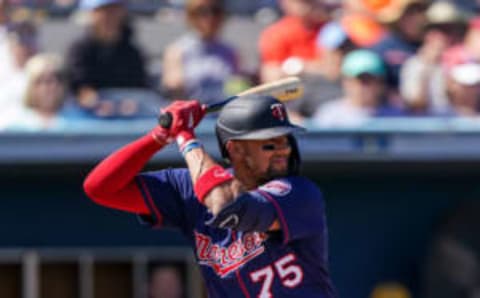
225,140,235,157
225,140,243,160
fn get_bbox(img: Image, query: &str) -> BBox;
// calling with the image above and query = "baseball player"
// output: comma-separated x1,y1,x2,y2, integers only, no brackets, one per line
84,94,337,297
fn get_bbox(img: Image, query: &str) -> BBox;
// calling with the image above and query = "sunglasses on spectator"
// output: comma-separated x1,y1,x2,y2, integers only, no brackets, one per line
405,3,427,15
356,74,382,84
431,23,466,35
261,143,291,152
190,5,223,17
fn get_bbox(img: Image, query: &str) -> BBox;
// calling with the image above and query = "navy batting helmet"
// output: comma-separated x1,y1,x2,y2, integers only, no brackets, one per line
215,94,305,175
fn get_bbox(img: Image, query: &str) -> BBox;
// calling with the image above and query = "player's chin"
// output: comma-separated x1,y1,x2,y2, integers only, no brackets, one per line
266,165,289,180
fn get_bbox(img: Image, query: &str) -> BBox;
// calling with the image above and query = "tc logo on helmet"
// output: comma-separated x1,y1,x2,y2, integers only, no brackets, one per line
271,103,287,121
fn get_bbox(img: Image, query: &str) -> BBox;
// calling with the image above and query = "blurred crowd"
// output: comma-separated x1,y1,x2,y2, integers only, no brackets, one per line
2,0,480,131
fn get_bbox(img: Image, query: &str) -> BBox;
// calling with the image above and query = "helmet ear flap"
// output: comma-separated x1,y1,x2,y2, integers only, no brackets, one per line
288,135,301,175
216,124,231,164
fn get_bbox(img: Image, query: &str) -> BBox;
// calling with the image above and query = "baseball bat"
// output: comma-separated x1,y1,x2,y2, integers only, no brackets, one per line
158,76,304,128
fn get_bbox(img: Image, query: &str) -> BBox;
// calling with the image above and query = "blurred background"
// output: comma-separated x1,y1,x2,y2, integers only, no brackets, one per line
2,0,480,297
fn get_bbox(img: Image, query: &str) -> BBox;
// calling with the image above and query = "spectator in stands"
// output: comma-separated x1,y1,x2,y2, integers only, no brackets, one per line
258,0,330,82
312,49,401,127
161,0,244,105
400,1,468,115
369,0,428,107
319,14,385,82
0,0,6,28
442,63,480,117
0,19,38,112
285,13,385,123
64,0,149,117
0,0,13,83
442,16,480,74
0,53,68,130
148,264,184,298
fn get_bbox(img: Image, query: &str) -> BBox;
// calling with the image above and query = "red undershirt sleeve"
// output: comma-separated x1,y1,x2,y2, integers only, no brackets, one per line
83,134,165,215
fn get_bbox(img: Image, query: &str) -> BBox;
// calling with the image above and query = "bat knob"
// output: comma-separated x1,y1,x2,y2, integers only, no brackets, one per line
158,112,173,128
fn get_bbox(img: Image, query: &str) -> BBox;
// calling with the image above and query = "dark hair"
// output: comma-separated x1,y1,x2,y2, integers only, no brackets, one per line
186,0,224,17
7,19,36,42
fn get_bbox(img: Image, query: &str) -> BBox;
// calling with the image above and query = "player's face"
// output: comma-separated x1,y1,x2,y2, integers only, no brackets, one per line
232,135,292,185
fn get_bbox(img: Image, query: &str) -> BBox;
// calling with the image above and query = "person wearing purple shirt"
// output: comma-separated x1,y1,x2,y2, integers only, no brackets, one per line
161,0,240,105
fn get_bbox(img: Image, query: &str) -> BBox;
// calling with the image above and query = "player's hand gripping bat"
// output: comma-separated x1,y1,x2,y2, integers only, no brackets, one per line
158,76,304,128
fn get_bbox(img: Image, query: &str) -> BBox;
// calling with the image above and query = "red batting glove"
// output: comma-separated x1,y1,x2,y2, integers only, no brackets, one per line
157,100,206,149
151,125,173,145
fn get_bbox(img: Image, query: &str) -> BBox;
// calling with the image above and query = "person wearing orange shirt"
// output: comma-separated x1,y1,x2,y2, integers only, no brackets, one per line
258,0,330,82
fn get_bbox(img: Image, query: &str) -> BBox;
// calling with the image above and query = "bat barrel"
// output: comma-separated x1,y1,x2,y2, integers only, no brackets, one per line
158,76,303,128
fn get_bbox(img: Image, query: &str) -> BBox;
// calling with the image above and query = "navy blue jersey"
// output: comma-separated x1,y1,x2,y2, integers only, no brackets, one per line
136,168,336,298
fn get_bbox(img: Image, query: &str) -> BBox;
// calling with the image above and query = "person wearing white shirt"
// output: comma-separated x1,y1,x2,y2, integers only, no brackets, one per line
0,0,14,83
0,19,38,113
0,53,67,131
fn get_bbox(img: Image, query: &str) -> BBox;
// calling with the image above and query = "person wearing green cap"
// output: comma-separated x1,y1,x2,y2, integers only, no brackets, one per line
312,49,403,127
341,49,386,78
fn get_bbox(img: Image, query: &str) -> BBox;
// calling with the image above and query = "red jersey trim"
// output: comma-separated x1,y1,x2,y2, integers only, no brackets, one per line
137,177,163,228
231,232,252,298
236,270,251,298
